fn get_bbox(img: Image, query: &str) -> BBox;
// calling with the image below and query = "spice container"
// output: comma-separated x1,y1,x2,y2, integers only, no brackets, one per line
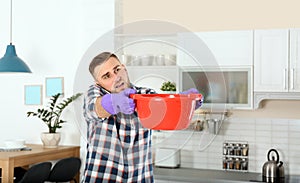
222,141,249,172
223,143,228,155
223,157,227,169
234,147,241,156
241,158,248,170
242,144,249,156
227,157,234,169
235,158,241,170
227,146,234,155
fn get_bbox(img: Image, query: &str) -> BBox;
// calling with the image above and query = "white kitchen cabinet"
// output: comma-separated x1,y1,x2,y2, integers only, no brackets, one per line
180,66,253,109
289,29,300,92
253,29,300,108
177,32,209,66
254,29,300,92
177,31,253,109
177,30,253,67
254,29,289,92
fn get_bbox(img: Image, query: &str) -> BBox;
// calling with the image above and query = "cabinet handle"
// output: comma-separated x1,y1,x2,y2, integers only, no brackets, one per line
284,69,287,90
290,68,295,90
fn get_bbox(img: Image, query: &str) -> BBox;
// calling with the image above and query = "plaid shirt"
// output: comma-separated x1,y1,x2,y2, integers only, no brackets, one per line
82,84,155,183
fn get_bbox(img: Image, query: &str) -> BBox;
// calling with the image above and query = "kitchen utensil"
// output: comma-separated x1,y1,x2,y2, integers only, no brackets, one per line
191,119,204,131
130,93,202,130
207,119,221,134
262,148,285,182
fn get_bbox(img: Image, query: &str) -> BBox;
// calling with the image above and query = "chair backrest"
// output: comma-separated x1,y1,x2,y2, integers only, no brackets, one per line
18,162,52,183
47,157,81,183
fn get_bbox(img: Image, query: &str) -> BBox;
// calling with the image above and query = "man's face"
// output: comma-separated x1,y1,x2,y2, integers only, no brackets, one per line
94,56,130,93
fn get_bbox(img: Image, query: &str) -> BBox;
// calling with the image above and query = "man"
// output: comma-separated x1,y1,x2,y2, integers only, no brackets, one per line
82,52,156,183
82,52,201,183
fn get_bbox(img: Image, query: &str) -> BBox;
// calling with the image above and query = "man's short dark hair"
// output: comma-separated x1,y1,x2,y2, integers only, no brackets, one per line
89,52,119,77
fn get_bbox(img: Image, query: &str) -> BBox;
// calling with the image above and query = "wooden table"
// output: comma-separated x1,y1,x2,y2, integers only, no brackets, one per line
0,144,80,183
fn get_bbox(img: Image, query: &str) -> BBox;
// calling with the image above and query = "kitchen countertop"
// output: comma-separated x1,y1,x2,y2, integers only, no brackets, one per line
154,167,300,183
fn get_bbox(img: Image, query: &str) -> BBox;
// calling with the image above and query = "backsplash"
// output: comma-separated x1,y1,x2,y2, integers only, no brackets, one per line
153,117,300,175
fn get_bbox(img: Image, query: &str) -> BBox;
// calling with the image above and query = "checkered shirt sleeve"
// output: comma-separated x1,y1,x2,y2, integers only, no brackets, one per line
82,84,155,183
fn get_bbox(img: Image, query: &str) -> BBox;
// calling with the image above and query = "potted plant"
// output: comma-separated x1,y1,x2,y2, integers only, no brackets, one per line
160,81,176,93
27,92,82,148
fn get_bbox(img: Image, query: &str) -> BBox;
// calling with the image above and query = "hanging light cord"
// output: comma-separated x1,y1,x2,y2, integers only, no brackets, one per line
10,0,13,44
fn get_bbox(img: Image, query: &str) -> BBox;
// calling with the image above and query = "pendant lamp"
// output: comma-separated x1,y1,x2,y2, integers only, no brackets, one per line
0,0,32,73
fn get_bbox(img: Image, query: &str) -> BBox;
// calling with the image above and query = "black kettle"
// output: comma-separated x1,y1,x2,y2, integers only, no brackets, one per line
262,149,285,182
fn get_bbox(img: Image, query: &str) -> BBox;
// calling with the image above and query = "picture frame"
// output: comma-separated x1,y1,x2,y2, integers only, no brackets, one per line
45,77,64,97
24,85,43,105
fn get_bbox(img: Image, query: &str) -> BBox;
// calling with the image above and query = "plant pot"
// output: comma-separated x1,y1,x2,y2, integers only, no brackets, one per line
161,91,176,94
40,132,61,148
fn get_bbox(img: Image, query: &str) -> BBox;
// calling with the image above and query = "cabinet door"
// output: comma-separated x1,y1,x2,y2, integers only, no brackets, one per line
289,29,300,92
177,31,253,67
180,67,253,109
197,30,253,66
254,29,289,92
177,32,215,66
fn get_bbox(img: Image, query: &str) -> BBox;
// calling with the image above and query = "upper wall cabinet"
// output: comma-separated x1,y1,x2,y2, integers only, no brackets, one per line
289,29,300,92
253,29,289,92
177,31,253,109
253,29,300,108
177,31,253,67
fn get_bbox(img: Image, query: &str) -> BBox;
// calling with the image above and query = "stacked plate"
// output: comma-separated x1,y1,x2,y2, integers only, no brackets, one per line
0,139,26,152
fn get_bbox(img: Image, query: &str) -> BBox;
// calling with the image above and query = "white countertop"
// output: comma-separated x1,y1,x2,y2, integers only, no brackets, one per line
154,167,300,183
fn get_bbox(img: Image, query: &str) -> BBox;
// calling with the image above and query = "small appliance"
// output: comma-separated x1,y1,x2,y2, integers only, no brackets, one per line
155,148,180,168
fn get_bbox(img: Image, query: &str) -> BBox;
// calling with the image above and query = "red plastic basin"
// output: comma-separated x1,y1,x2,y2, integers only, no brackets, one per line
130,94,202,130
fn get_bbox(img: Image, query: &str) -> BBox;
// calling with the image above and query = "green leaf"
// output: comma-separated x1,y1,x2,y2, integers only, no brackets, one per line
160,81,176,91
27,92,82,133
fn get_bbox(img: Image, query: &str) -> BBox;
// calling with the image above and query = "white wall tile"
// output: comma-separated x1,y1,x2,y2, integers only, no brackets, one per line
271,119,289,125
288,119,300,126
288,131,300,139
288,125,300,132
288,137,300,145
272,125,289,132
157,117,300,175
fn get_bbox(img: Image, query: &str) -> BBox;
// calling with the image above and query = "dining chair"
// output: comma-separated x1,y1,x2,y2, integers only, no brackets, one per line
0,167,27,183
46,157,81,183
17,161,52,183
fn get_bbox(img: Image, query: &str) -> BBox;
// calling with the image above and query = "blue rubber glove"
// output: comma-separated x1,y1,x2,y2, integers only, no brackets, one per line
101,88,136,114
180,88,203,109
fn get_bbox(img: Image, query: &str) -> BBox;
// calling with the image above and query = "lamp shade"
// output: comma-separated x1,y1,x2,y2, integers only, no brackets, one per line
0,44,32,73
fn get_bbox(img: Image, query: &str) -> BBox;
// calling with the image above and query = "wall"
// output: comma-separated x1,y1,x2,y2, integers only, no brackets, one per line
1,0,297,177
122,0,300,175
0,0,114,145
121,0,300,119
233,100,300,119
122,0,300,31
